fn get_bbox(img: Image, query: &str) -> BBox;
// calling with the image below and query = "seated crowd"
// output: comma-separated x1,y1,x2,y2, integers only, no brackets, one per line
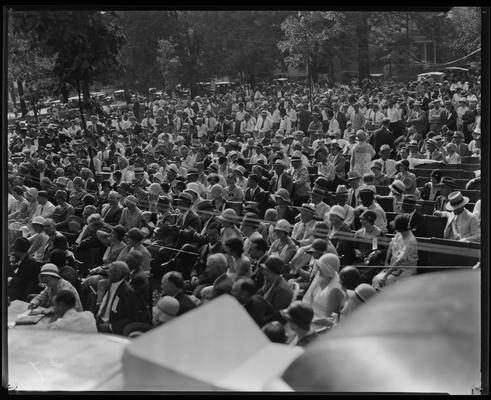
7,76,481,345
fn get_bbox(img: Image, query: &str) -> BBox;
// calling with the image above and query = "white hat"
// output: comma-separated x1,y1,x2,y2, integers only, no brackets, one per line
31,216,46,226
39,263,61,279
328,205,346,220
153,296,180,323
389,180,406,195
274,219,291,233
316,253,340,274
446,191,469,211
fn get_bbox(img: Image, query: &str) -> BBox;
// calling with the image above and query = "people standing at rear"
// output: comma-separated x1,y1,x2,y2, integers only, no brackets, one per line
428,100,444,134
350,130,375,177
370,117,394,157
386,97,402,140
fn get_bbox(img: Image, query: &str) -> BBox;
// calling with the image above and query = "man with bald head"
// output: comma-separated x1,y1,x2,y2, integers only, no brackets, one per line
96,261,138,335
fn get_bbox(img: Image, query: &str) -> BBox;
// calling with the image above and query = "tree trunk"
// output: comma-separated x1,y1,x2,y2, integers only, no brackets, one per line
60,82,69,103
17,79,27,116
9,81,16,106
356,13,370,83
82,79,91,110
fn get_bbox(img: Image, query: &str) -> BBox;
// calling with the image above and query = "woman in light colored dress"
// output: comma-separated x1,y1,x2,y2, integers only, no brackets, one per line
302,253,346,329
372,215,418,290
350,130,375,177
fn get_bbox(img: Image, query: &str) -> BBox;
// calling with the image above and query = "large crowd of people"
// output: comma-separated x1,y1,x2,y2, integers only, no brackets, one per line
7,73,481,344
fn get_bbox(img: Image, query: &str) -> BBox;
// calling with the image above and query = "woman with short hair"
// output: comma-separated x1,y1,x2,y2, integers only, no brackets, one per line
372,215,418,290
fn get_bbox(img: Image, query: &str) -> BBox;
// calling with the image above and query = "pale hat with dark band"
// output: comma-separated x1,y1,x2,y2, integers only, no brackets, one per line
39,263,61,279
446,191,469,211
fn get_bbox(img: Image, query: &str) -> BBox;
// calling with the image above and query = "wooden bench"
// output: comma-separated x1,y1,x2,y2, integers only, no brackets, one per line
376,186,390,196
420,214,447,238
376,196,394,213
416,237,480,274
413,169,476,180
416,177,469,190
460,190,481,204
225,201,243,217
416,200,436,215
461,156,480,164
460,163,481,171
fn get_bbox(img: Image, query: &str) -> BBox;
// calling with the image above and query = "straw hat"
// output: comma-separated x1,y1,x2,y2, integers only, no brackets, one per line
39,263,61,279
328,205,346,220
446,191,469,211
389,180,406,195
218,208,239,224
274,219,291,233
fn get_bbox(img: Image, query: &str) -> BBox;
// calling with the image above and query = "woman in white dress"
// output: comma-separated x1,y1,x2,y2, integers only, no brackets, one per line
350,130,375,177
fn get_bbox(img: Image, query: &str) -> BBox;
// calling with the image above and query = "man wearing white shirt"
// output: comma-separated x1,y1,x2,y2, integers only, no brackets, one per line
48,290,97,333
32,191,56,219
278,109,292,134
204,111,218,131
365,103,385,130
254,110,273,136
241,113,256,135
250,145,267,164
96,261,137,334
286,102,298,130
374,144,397,178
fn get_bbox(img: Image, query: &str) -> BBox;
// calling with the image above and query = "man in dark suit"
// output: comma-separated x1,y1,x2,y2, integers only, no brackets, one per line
244,174,268,218
175,192,202,232
257,256,293,313
297,104,312,135
334,103,347,133
269,160,294,196
101,191,123,226
441,100,458,131
96,261,138,335
370,117,395,157
400,195,427,238
194,221,226,279
126,249,151,324
8,237,41,301
161,271,197,316
193,253,232,300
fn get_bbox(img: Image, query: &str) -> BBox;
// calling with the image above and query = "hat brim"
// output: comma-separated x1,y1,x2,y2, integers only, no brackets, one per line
39,272,61,279
446,196,469,211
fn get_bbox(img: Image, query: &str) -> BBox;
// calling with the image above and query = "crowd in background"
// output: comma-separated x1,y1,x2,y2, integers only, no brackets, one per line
7,73,481,344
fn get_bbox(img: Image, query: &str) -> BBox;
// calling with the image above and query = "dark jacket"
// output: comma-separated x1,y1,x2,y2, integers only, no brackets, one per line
101,203,123,225
259,276,293,312
244,295,269,326
129,269,151,323
98,281,138,335
408,209,427,238
244,186,269,217
371,126,395,155
8,256,41,301
269,173,294,196
331,222,357,266
175,291,197,316
176,209,202,232
211,273,233,299
441,109,458,131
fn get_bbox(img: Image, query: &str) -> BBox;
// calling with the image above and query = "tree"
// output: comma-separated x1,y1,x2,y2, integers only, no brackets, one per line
446,7,481,58
278,12,344,84
156,39,182,88
118,11,179,92
12,11,127,107
8,13,57,118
